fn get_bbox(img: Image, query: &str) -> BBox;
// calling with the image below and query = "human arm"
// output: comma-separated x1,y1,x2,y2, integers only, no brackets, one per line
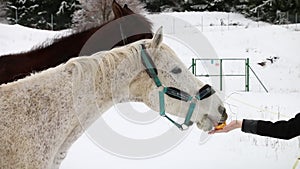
254,113,300,140
209,113,300,140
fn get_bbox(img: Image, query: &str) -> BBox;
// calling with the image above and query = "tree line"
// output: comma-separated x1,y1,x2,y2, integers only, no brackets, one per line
0,0,299,30
0,0,144,30
144,0,300,24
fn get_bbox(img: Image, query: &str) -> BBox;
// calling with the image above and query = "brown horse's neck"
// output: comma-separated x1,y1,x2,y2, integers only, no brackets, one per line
0,26,99,84
0,13,153,85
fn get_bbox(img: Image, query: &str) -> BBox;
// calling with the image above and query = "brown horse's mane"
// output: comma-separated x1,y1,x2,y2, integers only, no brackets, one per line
12,11,152,56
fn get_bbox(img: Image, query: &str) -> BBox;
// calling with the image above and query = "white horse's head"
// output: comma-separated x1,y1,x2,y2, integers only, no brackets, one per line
128,27,227,131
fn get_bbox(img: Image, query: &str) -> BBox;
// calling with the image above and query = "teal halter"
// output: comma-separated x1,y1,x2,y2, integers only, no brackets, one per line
140,44,215,130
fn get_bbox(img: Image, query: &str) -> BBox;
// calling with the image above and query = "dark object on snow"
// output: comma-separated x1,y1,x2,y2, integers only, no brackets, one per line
257,56,280,67
266,58,274,63
257,62,266,67
267,56,280,64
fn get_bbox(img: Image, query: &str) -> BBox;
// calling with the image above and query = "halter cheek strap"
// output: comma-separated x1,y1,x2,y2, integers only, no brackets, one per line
141,44,161,87
140,44,215,130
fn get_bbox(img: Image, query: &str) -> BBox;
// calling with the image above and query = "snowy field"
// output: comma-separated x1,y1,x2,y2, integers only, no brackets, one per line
0,12,300,169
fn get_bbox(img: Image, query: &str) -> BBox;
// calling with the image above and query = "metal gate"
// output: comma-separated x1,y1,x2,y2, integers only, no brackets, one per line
190,58,268,92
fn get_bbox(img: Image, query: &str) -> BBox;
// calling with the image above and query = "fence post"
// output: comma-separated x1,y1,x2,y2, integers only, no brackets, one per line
192,58,195,75
245,58,250,92
296,13,298,29
173,17,175,34
257,9,260,28
220,59,223,91
227,13,230,31
201,16,204,32
51,14,54,30
286,11,289,29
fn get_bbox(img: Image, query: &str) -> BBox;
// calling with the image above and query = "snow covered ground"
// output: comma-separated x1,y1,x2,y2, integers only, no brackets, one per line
0,12,299,169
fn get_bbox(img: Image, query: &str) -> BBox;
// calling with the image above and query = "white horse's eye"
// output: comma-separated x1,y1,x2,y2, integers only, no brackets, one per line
171,67,182,74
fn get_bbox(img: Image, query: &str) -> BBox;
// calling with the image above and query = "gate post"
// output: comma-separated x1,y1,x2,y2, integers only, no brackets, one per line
192,58,196,75
246,58,250,92
220,59,223,91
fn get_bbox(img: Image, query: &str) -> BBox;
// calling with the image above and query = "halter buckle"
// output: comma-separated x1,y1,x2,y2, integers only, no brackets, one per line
179,123,190,131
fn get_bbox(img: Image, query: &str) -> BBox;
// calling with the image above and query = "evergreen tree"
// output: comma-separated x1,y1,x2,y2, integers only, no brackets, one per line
144,0,184,12
0,0,8,23
178,0,242,12
245,0,298,23
6,0,79,30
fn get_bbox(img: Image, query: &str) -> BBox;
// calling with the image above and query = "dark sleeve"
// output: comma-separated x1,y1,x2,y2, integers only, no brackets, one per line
242,113,300,140
241,119,258,134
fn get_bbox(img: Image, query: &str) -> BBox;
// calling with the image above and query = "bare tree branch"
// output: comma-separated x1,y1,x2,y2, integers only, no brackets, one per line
72,0,146,28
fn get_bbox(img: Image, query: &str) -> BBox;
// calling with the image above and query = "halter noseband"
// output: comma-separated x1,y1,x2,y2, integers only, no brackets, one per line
140,44,215,130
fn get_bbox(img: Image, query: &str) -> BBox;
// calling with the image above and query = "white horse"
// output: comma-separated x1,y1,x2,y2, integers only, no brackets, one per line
0,27,227,169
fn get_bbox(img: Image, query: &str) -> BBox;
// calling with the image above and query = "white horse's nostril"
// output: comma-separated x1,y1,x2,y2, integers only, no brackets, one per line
218,105,228,123
218,105,226,114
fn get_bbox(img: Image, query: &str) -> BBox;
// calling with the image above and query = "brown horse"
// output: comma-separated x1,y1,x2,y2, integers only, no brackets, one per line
0,0,153,85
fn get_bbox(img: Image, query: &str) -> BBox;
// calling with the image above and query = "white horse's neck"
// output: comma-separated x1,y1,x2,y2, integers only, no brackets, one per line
68,43,150,128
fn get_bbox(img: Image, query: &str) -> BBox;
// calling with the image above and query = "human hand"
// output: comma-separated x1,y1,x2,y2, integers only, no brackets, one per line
208,120,242,134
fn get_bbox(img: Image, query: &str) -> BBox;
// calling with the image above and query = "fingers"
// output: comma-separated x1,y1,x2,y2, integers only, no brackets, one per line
208,128,229,134
208,130,218,134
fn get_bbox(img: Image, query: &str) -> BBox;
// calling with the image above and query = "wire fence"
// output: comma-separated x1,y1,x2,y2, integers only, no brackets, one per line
160,12,300,34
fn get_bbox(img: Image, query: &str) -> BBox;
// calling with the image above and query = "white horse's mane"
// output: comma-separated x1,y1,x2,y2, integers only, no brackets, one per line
0,40,145,89
69,42,142,84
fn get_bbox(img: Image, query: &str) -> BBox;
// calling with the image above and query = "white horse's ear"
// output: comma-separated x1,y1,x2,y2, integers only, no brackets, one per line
151,26,163,49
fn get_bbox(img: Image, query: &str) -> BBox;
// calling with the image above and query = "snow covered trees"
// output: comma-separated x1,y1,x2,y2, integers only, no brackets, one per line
0,0,7,23
241,0,300,24
143,0,183,12
6,0,79,30
5,0,147,30
72,0,146,28
4,0,300,30
144,0,300,24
